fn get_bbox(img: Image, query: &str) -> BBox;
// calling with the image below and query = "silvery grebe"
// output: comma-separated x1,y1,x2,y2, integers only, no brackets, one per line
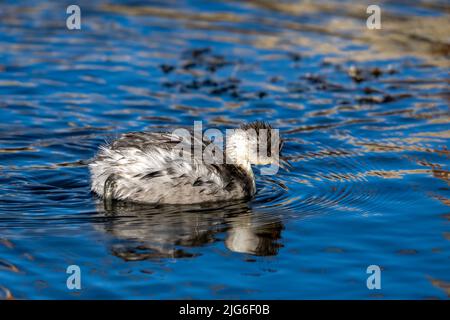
89,121,288,204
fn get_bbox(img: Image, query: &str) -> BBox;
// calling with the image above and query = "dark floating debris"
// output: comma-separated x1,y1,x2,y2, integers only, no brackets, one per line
159,47,248,98
347,65,398,83
363,87,382,95
209,81,238,95
201,78,219,87
185,47,211,59
288,52,302,61
299,73,346,92
182,61,197,70
159,64,175,74
356,93,412,104
257,91,268,99
370,67,383,77
181,47,231,73
348,66,365,83
269,76,282,83
159,48,405,104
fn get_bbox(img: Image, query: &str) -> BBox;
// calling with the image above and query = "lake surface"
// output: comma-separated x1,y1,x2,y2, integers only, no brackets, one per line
0,0,449,299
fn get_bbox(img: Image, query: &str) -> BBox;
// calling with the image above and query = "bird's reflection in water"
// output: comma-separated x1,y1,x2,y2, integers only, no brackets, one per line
95,199,283,260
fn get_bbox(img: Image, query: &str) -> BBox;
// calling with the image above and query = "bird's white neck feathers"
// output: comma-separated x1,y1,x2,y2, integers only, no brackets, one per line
226,130,254,174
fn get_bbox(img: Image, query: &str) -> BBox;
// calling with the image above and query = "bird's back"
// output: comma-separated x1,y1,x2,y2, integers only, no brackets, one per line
89,132,255,204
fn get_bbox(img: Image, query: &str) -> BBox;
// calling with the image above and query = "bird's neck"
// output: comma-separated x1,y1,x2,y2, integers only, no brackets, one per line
226,133,256,195
226,131,250,169
227,148,254,177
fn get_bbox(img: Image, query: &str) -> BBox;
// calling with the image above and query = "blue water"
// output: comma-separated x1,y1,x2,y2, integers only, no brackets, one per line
0,0,449,299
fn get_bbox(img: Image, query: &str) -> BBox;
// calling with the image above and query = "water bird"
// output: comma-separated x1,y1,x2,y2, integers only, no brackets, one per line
89,121,289,204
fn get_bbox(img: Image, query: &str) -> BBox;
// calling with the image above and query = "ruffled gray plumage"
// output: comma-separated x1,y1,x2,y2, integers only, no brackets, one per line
89,131,255,204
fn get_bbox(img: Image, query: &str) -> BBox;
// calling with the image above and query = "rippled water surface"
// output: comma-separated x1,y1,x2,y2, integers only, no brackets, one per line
0,0,449,299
